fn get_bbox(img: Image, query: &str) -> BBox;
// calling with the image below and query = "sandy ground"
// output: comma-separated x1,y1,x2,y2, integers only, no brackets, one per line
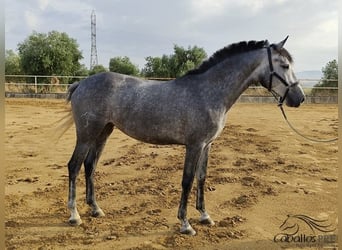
5,98,338,249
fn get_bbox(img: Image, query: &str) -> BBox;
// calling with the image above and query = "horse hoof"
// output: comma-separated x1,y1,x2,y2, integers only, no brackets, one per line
180,225,196,236
199,213,215,226
68,218,82,226
199,217,215,226
91,209,105,217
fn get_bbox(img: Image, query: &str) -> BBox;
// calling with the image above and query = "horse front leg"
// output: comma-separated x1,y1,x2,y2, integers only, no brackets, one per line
178,144,204,235
196,143,215,226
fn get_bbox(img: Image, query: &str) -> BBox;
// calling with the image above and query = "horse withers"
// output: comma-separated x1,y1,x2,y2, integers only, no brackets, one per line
60,37,304,235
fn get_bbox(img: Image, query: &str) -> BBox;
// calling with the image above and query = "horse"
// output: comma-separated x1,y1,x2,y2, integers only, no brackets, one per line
59,37,305,235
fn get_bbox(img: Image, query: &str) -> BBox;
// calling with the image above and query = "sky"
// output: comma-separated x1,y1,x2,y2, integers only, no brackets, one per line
5,0,338,73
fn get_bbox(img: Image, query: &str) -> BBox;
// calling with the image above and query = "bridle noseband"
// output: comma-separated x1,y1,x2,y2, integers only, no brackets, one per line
266,45,291,106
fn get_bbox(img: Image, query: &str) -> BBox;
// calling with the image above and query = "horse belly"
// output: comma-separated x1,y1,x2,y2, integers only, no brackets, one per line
113,109,187,145
116,120,186,145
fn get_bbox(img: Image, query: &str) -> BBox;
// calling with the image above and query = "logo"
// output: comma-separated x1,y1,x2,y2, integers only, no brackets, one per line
274,214,337,247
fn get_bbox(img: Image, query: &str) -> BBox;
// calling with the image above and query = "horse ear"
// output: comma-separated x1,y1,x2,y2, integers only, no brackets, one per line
274,36,289,50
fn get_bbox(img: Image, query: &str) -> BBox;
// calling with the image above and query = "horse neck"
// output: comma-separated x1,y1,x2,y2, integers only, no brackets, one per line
200,49,266,110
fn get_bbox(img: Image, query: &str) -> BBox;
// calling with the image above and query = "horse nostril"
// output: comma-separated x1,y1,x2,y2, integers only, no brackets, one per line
301,97,305,103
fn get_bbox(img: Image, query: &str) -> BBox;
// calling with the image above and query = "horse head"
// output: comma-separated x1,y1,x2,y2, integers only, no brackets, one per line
259,36,305,108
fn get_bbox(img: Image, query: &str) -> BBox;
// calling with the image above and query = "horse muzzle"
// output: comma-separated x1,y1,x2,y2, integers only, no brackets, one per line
285,86,305,107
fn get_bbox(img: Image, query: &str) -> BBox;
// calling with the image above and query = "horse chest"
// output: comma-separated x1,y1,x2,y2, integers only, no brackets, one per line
208,112,227,142
203,112,227,142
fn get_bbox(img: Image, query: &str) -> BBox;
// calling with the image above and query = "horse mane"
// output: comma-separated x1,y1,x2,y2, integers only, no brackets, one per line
184,40,269,76
184,39,293,76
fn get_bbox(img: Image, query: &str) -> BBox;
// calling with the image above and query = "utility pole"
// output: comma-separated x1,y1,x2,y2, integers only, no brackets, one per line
90,10,98,70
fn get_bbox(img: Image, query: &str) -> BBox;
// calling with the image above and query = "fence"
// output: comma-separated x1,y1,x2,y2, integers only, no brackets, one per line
5,75,86,94
4,75,338,104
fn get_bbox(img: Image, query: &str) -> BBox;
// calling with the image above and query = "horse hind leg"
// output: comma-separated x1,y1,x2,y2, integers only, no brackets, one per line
68,142,90,226
84,123,114,218
84,147,105,218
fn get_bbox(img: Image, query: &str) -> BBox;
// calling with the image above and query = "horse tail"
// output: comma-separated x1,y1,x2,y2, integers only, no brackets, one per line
49,82,80,142
66,81,80,103
50,110,74,142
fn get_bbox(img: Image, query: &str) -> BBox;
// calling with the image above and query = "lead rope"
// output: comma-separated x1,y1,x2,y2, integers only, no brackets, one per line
278,104,338,143
266,44,337,143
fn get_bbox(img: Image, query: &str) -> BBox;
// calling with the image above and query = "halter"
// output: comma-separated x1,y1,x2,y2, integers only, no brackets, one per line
266,45,291,106
266,45,337,143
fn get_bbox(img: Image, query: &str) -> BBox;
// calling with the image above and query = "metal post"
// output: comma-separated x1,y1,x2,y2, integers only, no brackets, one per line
34,76,37,93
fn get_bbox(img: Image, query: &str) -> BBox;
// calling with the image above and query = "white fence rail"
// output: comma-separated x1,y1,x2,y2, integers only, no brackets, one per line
5,75,86,94
4,75,338,103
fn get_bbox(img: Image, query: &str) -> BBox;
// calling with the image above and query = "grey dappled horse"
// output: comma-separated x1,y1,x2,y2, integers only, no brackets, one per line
62,38,305,235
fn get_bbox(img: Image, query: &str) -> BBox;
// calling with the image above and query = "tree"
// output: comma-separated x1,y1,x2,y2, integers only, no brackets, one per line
75,64,90,76
109,56,139,76
17,31,83,80
142,55,171,78
5,49,25,83
320,59,338,87
89,64,108,75
141,44,207,78
171,45,207,77
5,50,23,82
312,59,338,96
5,50,22,75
